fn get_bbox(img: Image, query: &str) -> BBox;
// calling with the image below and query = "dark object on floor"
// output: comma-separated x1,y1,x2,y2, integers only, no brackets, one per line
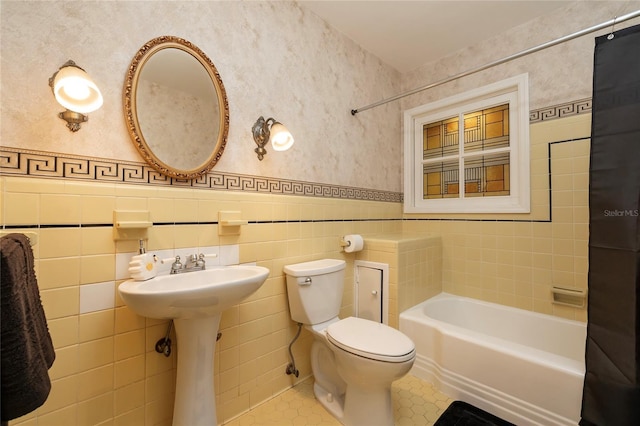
434,401,515,426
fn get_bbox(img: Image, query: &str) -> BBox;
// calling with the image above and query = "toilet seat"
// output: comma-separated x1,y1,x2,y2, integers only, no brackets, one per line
326,317,415,363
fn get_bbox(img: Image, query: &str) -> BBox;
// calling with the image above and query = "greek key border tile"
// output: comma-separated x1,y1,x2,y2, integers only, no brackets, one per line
529,98,591,123
0,147,403,203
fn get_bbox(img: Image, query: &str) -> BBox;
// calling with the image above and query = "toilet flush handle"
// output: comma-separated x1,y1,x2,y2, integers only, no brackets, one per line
299,277,312,286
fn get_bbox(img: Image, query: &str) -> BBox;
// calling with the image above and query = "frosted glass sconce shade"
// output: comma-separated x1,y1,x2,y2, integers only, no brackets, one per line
49,60,103,132
252,116,294,160
269,122,295,152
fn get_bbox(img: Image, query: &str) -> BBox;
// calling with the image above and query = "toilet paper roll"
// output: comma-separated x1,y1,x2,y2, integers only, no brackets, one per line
343,234,364,253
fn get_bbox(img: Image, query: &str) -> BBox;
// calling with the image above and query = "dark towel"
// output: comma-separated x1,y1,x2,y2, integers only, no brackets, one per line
1,233,55,421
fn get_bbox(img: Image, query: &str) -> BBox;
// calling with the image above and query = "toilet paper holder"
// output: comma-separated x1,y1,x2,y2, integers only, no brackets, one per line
339,234,364,253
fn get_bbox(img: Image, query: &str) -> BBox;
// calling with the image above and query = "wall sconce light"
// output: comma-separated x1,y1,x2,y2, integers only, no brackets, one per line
252,116,294,160
49,60,103,132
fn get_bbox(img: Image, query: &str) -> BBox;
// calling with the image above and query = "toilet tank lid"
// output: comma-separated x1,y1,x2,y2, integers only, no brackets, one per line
283,259,346,277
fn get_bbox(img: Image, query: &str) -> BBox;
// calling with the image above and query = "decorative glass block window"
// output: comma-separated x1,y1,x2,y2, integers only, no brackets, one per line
404,74,530,213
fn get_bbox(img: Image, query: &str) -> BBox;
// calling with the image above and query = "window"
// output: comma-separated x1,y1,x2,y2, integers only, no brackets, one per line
403,74,530,213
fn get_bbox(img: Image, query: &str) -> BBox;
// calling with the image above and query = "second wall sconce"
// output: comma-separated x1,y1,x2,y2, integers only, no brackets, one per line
49,60,103,132
252,116,294,160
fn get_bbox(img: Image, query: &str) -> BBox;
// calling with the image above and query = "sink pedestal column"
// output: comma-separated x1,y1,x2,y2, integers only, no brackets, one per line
172,315,221,426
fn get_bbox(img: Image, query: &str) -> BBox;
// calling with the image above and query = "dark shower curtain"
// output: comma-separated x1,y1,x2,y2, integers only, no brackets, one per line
581,24,640,425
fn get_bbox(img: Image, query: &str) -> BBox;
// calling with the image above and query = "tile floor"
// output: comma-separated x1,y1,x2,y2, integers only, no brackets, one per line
225,374,453,425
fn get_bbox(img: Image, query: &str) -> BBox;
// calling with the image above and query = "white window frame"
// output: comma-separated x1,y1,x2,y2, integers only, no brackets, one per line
403,74,530,214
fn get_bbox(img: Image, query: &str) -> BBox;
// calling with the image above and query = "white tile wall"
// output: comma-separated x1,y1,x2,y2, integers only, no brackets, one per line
79,281,115,314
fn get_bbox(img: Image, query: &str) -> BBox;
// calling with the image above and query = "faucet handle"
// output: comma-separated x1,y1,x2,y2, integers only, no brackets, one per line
197,253,218,267
198,253,218,260
160,255,183,273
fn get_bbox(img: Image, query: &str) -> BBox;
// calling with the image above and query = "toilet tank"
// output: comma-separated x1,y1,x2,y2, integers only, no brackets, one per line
283,259,345,325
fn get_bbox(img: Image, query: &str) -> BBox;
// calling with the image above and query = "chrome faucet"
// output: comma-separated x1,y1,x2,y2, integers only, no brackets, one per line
168,253,217,274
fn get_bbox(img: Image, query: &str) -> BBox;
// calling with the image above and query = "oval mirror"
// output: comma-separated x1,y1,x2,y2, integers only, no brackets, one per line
124,36,229,179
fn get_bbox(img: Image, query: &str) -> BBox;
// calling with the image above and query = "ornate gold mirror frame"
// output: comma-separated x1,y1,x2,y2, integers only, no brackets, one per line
124,36,229,180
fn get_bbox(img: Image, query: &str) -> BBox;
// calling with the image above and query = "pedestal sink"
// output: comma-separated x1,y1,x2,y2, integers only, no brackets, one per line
118,265,270,426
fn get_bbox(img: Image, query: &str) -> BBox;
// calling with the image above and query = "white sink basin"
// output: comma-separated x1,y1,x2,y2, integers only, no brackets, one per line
118,265,270,319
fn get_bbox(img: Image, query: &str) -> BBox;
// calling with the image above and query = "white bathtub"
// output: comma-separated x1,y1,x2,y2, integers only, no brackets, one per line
399,293,586,426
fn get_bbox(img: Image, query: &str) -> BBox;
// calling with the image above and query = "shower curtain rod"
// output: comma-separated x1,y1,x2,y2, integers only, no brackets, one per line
350,9,640,115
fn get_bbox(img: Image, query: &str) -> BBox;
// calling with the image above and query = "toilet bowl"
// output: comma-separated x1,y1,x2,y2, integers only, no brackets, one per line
284,259,416,426
327,316,415,425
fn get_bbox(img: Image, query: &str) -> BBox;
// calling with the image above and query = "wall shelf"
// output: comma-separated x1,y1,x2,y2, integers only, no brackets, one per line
218,211,247,236
113,210,152,240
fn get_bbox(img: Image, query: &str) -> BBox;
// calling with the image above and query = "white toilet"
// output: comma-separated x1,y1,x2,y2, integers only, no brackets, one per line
284,259,416,426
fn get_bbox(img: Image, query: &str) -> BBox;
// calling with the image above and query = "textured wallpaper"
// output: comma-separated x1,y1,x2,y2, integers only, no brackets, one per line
0,1,402,191
399,1,640,113
2,1,639,194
